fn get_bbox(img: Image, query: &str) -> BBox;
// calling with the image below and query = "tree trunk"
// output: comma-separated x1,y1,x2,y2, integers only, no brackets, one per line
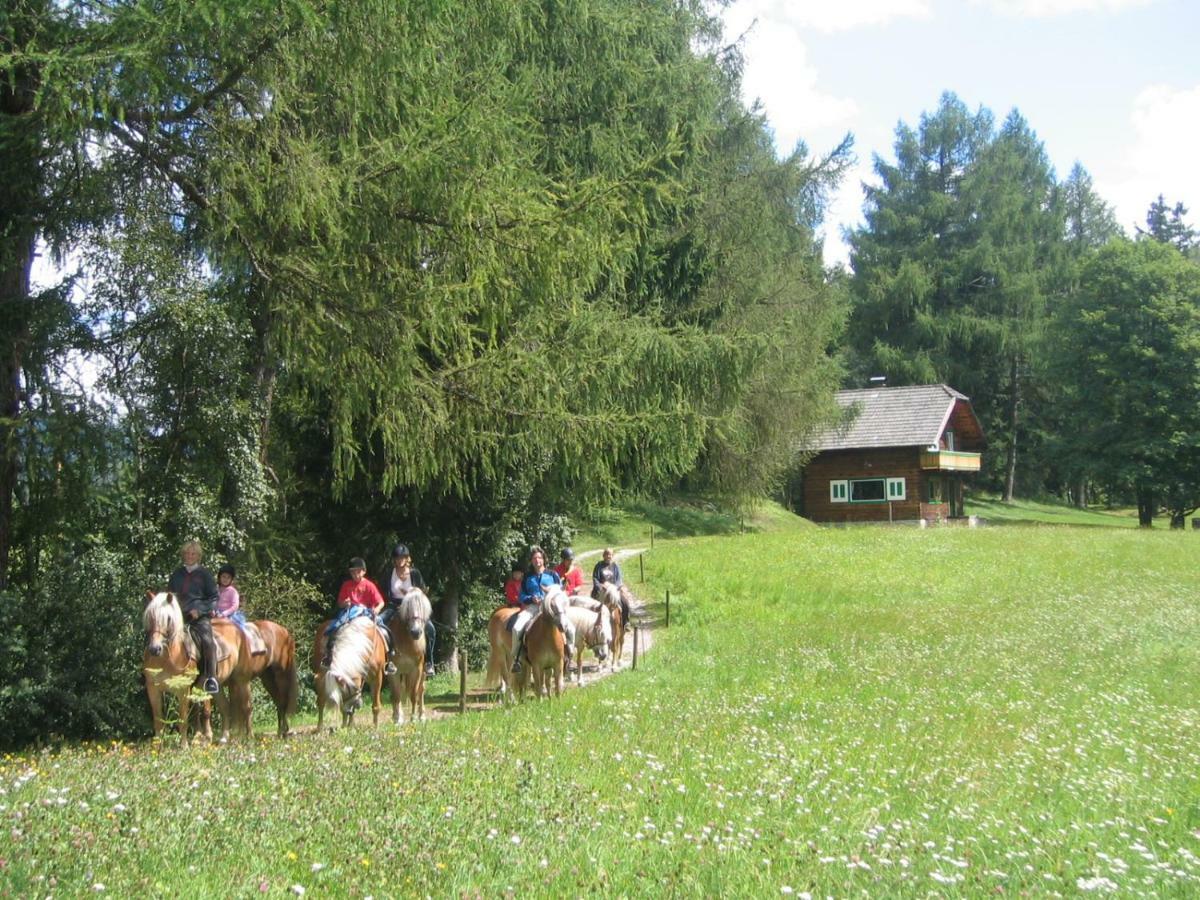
437,562,463,673
1136,488,1155,527
0,8,43,590
1169,510,1186,529
1074,475,1087,509
1003,355,1020,502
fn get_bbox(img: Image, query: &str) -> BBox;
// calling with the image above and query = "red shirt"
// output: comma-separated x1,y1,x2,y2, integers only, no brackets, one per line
504,577,522,606
337,577,384,611
554,562,584,594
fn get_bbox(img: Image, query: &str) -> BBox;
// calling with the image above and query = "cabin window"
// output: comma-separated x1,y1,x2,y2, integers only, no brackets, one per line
943,429,956,451
887,477,907,501
830,480,848,503
928,478,944,503
849,478,886,502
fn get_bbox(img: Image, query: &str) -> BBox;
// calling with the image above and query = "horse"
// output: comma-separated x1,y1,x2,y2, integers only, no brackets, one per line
518,587,571,700
142,590,211,742
572,583,625,672
385,587,432,724
483,605,522,704
563,602,611,682
312,615,387,729
142,591,298,743
595,581,626,671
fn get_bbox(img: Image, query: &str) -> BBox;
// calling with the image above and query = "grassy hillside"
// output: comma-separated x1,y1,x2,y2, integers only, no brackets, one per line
5,525,1200,896
572,494,809,551
966,493,1141,527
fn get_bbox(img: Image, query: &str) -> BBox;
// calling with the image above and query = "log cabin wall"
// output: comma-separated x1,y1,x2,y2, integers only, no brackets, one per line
803,447,927,523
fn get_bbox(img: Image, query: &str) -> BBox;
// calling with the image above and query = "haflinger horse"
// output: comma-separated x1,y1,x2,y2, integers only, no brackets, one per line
312,615,388,729
483,605,522,704
385,587,432,724
563,601,612,683
518,586,572,701
595,581,626,671
142,591,298,742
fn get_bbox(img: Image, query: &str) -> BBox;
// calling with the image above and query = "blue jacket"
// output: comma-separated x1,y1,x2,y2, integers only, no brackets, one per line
519,570,561,605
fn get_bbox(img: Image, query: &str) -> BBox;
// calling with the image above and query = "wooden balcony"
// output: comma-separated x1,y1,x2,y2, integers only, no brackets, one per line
919,449,982,472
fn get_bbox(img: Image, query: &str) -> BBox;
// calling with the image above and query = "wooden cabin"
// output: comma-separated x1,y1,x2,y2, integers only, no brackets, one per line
801,384,985,525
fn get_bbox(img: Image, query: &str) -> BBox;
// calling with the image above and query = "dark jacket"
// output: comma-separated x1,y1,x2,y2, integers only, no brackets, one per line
592,560,623,592
168,566,219,617
377,565,427,604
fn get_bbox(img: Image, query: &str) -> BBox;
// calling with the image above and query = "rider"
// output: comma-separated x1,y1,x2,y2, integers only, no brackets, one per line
167,540,221,695
377,543,435,677
321,557,386,671
592,546,631,628
503,565,524,607
215,564,247,629
510,546,562,674
553,547,585,595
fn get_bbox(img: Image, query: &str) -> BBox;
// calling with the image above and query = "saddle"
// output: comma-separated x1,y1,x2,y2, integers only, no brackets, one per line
243,622,267,655
506,614,520,633
182,627,234,665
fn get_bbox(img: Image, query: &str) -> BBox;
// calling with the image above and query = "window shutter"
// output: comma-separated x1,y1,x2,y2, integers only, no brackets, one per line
830,480,848,503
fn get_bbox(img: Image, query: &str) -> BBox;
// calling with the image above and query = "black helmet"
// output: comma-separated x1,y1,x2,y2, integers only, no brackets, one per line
349,557,367,571
218,564,236,578
392,543,411,559
560,547,575,561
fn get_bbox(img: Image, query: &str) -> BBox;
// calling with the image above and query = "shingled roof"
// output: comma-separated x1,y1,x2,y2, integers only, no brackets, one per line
813,384,980,452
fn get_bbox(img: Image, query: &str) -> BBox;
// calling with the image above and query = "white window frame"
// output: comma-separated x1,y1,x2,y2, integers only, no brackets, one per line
830,480,848,503
886,477,907,501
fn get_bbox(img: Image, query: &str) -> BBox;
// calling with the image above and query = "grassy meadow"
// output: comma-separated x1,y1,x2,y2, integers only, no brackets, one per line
5,523,1200,896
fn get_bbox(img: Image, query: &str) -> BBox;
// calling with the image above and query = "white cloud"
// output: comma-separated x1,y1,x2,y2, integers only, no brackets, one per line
821,159,877,268
735,25,858,153
975,0,1156,17
1095,83,1200,234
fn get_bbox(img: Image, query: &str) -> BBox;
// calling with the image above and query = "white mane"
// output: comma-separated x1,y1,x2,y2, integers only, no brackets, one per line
328,616,375,683
399,587,432,625
541,586,569,624
143,591,183,641
595,581,620,609
565,604,612,647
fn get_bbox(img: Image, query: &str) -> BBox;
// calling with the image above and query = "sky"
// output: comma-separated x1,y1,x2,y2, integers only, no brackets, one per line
718,0,1200,267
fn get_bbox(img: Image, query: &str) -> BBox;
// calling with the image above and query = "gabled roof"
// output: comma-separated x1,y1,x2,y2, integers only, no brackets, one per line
812,384,982,452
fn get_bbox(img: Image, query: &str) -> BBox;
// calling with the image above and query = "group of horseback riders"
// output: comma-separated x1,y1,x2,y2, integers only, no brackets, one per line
507,545,632,674
168,539,630,695
317,544,437,677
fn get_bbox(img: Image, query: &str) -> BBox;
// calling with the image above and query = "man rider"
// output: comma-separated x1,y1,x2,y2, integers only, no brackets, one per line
167,540,221,695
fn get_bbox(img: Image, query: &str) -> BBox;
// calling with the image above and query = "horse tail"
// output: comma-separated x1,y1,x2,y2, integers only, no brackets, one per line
484,631,505,690
281,630,299,716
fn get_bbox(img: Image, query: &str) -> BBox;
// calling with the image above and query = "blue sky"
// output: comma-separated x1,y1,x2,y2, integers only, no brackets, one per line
719,0,1200,265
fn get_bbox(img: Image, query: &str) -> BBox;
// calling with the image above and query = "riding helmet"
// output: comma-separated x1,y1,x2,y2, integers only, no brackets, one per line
561,547,575,560
349,556,367,570
218,563,236,578
392,543,411,559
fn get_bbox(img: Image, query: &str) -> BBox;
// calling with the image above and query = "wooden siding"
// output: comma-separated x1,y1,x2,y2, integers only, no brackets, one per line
803,447,929,523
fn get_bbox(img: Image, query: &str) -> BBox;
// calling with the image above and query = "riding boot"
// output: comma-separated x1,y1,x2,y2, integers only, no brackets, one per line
321,635,333,670
511,634,525,674
424,620,436,677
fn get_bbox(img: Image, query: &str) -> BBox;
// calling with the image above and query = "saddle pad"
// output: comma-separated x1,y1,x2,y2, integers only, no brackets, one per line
243,622,267,655
506,614,520,633
183,627,234,664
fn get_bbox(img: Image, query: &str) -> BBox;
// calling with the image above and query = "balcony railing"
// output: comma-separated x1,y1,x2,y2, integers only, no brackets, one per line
919,449,982,472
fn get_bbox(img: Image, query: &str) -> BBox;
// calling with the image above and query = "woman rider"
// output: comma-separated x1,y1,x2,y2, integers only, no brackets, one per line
377,543,436,677
510,546,562,674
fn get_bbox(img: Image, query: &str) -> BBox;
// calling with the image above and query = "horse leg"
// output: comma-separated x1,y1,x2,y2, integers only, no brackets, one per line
371,672,383,728
554,658,563,698
233,681,254,739
145,675,165,738
391,672,403,726
415,667,425,721
177,689,191,744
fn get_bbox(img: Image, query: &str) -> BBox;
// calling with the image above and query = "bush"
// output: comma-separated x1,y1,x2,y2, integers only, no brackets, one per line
0,547,149,748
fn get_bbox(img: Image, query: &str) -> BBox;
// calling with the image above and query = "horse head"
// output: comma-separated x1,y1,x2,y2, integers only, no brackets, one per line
143,591,183,657
400,588,432,640
594,605,612,660
542,586,569,624
596,581,620,611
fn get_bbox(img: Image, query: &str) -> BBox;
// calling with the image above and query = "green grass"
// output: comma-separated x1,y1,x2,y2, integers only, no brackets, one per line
966,493,1141,528
6,525,1200,896
573,494,809,551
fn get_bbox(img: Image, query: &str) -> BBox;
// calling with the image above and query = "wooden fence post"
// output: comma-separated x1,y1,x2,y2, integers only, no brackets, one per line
650,524,654,548
458,651,467,715
639,553,644,583
665,588,670,628
632,624,639,671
